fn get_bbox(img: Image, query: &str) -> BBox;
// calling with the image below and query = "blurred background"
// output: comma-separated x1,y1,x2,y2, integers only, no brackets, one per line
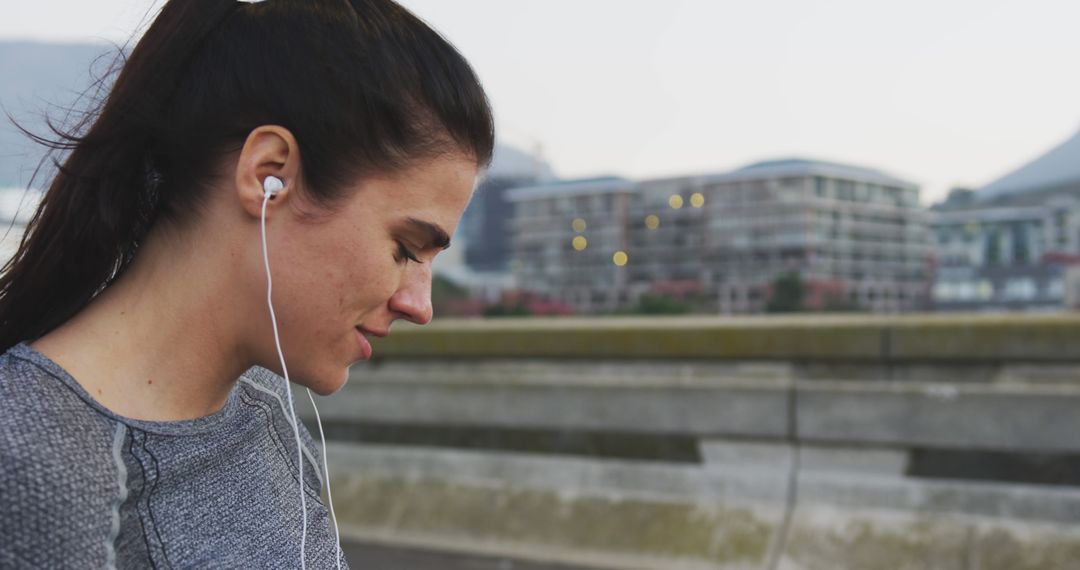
3,1,1080,569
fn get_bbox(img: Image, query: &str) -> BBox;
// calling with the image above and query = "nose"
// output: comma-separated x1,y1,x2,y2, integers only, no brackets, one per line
387,265,434,325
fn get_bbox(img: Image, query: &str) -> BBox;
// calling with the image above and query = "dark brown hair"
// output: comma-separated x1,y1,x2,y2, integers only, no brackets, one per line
0,0,495,352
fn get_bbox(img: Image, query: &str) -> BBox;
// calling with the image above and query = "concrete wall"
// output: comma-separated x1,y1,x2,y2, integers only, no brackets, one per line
295,314,1080,570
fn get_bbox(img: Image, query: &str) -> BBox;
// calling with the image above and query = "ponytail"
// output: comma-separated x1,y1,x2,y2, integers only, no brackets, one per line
0,0,242,352
0,0,495,352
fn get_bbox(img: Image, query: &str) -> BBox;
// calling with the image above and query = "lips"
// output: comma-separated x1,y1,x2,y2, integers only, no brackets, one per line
355,326,373,360
355,326,390,360
358,326,389,338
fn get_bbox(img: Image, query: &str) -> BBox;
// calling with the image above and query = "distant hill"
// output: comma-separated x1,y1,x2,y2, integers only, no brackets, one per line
0,41,114,189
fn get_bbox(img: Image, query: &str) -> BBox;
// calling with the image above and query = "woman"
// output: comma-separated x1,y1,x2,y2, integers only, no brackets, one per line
0,0,493,568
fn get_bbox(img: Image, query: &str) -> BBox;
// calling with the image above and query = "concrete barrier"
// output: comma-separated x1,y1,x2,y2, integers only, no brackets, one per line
362,314,1080,362
295,314,1080,570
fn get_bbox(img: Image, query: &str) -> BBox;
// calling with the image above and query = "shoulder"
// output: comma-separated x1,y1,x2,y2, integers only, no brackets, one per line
0,342,61,411
0,343,115,451
0,343,118,567
0,341,115,430
0,339,118,467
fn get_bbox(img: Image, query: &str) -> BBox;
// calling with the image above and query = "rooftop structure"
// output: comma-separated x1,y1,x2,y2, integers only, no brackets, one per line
978,129,1080,201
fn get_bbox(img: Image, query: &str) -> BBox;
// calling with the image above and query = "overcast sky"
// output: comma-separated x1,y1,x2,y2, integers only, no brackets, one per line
2,0,1079,204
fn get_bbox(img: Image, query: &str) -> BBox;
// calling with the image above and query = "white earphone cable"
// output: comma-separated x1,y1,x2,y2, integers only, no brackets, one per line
260,189,308,570
305,389,343,570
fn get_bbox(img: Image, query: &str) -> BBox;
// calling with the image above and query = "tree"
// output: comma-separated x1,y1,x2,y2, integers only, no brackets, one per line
635,293,690,315
766,272,805,313
483,301,532,317
431,273,469,316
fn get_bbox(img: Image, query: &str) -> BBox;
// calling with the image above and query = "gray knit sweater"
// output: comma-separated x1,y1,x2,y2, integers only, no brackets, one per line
0,342,347,569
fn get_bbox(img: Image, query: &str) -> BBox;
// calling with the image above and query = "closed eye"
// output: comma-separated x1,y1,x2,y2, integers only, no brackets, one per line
395,241,422,264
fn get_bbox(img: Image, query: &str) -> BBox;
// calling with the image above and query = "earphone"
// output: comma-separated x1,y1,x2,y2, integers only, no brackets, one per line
263,175,284,198
260,175,343,570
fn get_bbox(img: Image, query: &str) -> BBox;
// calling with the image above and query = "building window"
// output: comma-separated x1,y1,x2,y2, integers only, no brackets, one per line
901,189,918,207
880,186,895,206
836,180,855,201
1003,278,1036,301
1011,223,1030,265
1056,210,1068,245
1048,278,1065,298
985,231,1001,266
935,229,951,245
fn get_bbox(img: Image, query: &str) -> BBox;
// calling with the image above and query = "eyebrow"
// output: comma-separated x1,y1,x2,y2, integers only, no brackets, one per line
401,217,452,251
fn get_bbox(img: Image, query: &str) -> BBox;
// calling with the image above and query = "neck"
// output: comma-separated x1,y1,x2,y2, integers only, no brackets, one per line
32,220,260,421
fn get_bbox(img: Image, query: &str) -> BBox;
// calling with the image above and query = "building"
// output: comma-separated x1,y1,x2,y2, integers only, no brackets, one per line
458,144,556,273
508,159,931,314
693,160,927,313
930,128,1080,311
508,177,636,313
433,144,555,309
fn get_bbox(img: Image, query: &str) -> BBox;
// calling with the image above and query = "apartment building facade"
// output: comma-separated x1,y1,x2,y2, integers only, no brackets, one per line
929,129,1080,311
508,177,636,313
508,159,932,314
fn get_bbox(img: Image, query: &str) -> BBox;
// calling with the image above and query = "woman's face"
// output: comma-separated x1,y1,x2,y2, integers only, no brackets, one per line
265,152,478,394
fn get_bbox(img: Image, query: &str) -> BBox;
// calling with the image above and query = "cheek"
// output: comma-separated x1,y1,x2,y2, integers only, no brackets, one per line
273,221,401,329
318,245,400,316
273,235,355,323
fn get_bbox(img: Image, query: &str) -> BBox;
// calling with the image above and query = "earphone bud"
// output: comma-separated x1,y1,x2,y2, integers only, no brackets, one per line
263,176,284,198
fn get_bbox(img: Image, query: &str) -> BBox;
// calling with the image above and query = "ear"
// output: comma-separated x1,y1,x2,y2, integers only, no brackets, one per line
234,125,301,220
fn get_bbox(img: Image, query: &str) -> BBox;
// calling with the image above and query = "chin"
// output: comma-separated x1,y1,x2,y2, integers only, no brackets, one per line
302,365,349,396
